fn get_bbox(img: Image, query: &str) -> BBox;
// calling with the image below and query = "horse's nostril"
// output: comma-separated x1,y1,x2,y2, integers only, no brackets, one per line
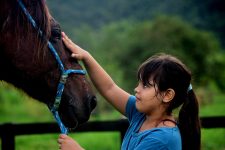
90,96,97,111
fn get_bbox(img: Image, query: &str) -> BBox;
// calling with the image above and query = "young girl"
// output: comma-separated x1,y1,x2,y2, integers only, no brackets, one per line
58,32,201,150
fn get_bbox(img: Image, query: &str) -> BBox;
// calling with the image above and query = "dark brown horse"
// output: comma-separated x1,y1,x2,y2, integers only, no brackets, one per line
0,0,96,128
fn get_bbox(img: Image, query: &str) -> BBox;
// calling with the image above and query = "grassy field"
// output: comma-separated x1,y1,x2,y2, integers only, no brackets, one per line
199,93,225,150
0,83,225,150
14,132,121,150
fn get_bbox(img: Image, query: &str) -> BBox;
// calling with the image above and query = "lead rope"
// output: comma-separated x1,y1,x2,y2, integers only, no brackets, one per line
17,0,86,134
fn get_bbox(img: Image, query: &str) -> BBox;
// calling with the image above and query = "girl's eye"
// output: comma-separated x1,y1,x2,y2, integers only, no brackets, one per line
143,84,149,88
143,83,154,88
149,83,154,87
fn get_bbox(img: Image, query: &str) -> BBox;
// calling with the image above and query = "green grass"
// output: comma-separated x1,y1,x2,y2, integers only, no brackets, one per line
200,94,225,116
71,132,121,150
199,92,225,150
16,134,59,150
201,129,225,150
15,132,120,150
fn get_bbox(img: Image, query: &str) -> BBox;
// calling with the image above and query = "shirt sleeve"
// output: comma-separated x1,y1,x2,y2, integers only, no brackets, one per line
125,95,138,122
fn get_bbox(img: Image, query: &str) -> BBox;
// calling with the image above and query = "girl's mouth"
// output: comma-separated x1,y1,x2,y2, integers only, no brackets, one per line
135,96,141,102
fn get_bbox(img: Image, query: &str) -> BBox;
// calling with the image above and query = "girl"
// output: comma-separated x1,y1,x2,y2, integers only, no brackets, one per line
58,32,201,150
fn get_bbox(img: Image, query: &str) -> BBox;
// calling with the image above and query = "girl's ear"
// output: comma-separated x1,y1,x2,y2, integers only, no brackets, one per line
162,88,175,103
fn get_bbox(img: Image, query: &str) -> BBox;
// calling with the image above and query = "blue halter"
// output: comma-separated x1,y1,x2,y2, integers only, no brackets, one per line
17,0,86,134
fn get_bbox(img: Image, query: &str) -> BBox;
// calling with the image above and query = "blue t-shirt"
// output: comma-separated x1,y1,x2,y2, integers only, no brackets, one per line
121,96,182,150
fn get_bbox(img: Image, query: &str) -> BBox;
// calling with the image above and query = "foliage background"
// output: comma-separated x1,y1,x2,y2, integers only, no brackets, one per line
1,0,225,149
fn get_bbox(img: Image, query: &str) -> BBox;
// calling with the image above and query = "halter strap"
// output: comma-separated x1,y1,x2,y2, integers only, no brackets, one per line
17,0,85,134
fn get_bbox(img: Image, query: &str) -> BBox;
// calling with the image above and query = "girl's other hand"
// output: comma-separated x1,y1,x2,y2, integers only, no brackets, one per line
58,134,85,150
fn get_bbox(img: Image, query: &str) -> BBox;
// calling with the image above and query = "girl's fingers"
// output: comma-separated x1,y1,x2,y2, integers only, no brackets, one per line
61,32,67,39
71,53,77,57
58,144,62,149
61,34,74,47
58,134,68,144
61,32,72,45
62,32,73,44
57,138,63,144
62,37,74,50
71,53,83,60
61,32,85,59
59,134,67,139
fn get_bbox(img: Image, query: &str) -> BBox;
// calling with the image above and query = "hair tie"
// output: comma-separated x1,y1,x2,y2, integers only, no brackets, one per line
187,84,192,92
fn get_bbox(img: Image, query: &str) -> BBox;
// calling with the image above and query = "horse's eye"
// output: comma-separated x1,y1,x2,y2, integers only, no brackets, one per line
52,29,61,39
50,29,61,42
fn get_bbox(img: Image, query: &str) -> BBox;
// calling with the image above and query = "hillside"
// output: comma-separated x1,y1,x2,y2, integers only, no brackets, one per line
46,0,225,46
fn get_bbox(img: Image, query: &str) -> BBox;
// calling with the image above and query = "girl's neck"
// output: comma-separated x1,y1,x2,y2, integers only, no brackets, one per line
139,114,176,132
146,114,174,125
145,108,170,122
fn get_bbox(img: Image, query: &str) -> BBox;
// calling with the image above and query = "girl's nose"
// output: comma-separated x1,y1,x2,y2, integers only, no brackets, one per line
134,86,139,93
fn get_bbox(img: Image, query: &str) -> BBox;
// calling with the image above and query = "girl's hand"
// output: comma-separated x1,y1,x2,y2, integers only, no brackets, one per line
61,32,88,60
58,134,85,150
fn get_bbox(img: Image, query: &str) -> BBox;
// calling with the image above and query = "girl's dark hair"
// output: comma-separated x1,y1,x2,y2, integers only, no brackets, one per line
137,53,201,150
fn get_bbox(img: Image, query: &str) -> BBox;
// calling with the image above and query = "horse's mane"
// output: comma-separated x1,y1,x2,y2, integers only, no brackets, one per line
1,0,51,58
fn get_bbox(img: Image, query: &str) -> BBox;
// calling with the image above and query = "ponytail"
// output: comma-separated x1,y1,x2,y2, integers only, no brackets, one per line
178,89,201,150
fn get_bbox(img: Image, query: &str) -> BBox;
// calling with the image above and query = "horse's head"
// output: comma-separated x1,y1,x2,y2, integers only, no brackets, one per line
0,0,96,128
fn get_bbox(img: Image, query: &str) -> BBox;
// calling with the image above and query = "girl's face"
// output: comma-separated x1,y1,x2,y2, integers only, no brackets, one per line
134,81,163,115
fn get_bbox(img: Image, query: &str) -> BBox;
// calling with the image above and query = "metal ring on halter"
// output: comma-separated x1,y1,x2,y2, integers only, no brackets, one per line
187,84,192,93
17,0,86,134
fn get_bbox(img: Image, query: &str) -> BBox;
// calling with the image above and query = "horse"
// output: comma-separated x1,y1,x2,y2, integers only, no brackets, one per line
0,0,97,129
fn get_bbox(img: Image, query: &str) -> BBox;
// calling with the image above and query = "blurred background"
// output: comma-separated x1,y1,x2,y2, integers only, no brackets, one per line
0,0,225,149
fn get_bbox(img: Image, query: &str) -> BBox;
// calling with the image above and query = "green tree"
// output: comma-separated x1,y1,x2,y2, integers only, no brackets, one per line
96,16,225,92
